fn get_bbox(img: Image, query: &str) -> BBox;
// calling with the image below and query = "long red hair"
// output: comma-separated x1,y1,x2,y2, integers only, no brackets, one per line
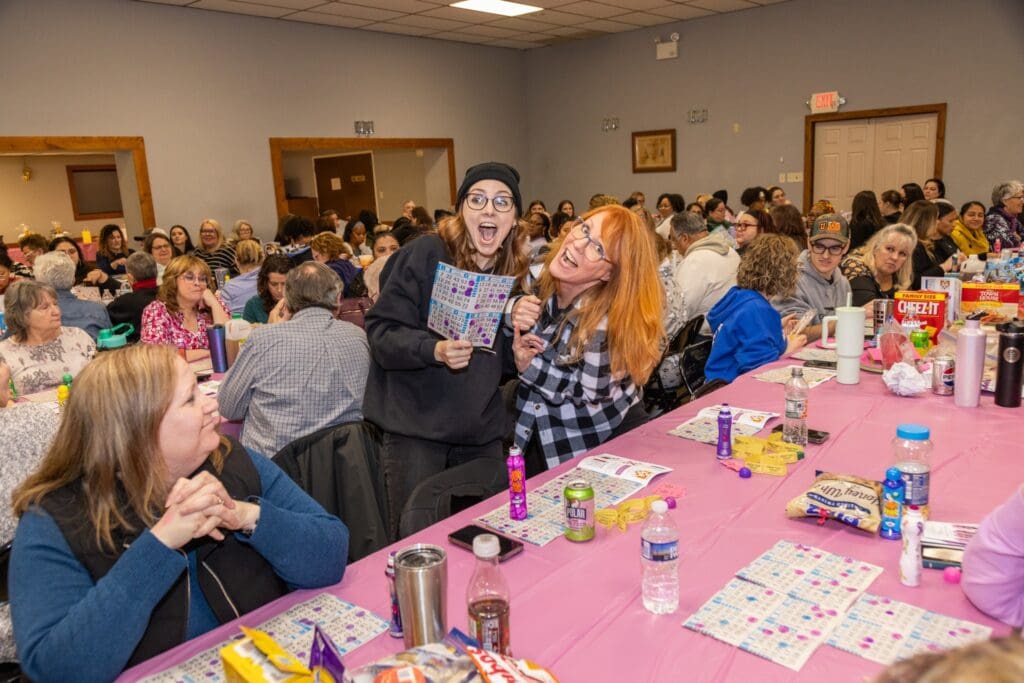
534,205,664,384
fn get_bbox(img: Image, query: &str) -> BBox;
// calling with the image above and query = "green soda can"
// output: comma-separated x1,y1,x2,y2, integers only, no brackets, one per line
564,479,595,542
910,329,931,352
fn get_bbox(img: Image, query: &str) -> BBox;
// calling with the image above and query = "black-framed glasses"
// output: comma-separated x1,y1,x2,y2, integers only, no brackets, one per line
569,218,611,263
810,242,845,255
734,221,759,232
465,193,515,213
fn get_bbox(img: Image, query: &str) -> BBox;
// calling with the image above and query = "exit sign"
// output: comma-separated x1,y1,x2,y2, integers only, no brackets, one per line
809,91,842,114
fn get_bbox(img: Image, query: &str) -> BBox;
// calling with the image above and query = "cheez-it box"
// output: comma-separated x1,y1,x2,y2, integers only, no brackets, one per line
894,291,947,343
960,283,1020,324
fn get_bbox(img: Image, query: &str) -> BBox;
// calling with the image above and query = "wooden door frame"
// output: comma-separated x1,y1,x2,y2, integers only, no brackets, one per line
269,137,456,219
0,136,156,227
803,103,946,212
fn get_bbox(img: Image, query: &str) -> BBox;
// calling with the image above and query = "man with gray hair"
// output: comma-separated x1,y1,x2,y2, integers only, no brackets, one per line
668,210,740,334
32,251,111,340
107,252,159,343
219,261,370,456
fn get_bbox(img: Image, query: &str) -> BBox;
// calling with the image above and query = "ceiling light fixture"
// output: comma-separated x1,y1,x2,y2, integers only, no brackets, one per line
450,0,542,17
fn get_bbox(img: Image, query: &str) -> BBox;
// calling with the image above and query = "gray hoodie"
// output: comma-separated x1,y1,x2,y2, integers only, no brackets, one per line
672,231,740,332
773,249,851,324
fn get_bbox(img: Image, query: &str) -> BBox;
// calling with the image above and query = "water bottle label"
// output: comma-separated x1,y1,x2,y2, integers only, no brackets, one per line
785,398,806,420
642,539,678,562
899,471,929,507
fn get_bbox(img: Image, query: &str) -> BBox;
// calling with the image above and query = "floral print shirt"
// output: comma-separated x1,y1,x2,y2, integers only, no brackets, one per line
0,327,96,395
140,295,228,350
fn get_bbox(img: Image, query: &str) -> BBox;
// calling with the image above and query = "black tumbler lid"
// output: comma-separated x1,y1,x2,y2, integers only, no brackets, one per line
997,319,1024,334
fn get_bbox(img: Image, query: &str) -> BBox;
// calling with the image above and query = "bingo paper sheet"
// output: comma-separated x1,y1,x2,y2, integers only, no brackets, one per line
476,455,671,546
736,540,883,612
753,365,837,388
427,262,515,347
668,404,779,445
140,593,388,683
791,347,837,362
828,593,992,666
684,578,844,672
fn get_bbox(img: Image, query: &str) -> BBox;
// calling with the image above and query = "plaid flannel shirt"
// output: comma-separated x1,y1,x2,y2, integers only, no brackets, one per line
514,296,638,469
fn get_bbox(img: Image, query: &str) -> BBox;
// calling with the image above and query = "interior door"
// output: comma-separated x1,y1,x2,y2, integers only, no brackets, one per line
813,120,875,213
314,153,377,220
872,113,937,194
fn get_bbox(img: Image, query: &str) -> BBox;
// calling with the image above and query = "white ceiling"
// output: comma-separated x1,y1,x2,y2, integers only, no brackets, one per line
136,0,790,50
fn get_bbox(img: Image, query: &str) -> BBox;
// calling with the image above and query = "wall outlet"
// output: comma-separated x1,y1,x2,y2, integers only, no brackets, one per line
786,172,803,183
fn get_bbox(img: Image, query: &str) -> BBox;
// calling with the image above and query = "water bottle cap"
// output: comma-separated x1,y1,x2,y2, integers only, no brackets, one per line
232,312,242,319
650,500,668,514
473,534,500,559
885,467,902,481
896,424,930,440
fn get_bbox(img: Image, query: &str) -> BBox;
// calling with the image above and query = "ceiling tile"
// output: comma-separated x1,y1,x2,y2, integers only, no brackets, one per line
190,0,292,18
543,24,593,36
457,24,519,38
243,0,324,9
482,16,558,32
136,0,194,6
685,0,757,12
557,1,627,19
389,14,469,30
363,21,436,36
528,9,586,25
488,38,544,49
342,0,440,12
284,10,373,26
601,0,675,9
428,30,489,43
311,2,403,21
650,4,712,19
616,11,676,26
577,17,637,32
749,0,789,3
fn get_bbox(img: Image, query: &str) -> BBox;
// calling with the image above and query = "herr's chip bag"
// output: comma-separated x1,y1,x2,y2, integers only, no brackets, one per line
785,472,882,534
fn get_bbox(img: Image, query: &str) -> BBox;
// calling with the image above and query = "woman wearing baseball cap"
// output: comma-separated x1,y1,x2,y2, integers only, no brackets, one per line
364,162,542,539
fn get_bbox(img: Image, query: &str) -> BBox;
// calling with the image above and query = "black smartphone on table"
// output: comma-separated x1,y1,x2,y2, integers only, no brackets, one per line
772,423,831,444
448,524,524,562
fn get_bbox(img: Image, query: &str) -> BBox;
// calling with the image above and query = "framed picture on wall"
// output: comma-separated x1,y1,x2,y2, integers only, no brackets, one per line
631,129,676,173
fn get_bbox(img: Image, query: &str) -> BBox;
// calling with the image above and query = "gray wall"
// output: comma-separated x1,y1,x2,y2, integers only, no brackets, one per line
0,0,525,240
521,0,1024,212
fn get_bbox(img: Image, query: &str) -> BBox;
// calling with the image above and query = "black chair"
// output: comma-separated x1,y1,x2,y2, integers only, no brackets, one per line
272,421,390,563
644,315,706,416
691,377,729,400
1,542,21,683
398,457,507,539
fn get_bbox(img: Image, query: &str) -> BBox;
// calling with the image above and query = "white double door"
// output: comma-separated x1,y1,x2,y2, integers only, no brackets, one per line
813,113,938,213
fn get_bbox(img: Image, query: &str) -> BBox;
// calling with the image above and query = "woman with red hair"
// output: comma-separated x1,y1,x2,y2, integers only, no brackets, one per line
512,204,665,474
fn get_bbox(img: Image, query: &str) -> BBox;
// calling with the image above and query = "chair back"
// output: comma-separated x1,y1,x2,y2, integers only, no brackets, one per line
398,457,507,538
337,297,372,329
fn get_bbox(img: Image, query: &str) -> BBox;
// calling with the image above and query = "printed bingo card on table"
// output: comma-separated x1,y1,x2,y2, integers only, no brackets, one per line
428,262,515,347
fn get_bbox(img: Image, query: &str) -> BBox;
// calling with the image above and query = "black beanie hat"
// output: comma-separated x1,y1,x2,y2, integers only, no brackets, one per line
456,162,522,216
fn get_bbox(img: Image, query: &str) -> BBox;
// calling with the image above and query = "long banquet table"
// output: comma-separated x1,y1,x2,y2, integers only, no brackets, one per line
121,358,1020,682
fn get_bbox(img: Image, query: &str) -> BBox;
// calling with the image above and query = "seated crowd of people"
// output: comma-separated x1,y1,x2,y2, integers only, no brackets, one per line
1,167,1022,681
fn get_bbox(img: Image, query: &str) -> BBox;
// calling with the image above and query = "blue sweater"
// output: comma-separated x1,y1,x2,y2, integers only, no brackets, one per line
704,286,786,383
10,452,349,683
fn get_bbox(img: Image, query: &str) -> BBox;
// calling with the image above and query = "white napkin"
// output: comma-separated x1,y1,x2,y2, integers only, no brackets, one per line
882,361,930,396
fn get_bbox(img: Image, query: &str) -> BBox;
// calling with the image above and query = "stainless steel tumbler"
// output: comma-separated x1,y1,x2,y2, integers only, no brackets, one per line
394,544,447,648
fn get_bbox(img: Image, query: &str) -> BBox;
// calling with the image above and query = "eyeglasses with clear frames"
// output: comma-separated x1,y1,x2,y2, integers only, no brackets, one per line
810,242,845,256
465,193,515,213
734,221,759,232
179,273,209,284
569,218,612,263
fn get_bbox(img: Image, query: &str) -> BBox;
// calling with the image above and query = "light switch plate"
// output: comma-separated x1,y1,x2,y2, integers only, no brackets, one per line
787,172,803,183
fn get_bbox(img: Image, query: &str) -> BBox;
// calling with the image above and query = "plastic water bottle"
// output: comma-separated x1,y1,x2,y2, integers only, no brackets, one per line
225,313,253,344
716,404,732,460
893,424,932,519
641,499,679,614
783,367,808,446
899,505,924,587
880,467,905,540
955,317,986,407
467,534,511,655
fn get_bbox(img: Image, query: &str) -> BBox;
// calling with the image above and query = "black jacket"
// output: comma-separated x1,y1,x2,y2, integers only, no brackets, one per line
272,421,390,560
363,235,514,445
106,287,158,342
40,439,287,667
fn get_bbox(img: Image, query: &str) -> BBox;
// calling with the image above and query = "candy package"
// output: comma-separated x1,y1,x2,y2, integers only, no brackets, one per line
785,472,882,534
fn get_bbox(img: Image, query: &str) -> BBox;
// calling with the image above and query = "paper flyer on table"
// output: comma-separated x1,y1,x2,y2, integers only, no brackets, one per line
476,454,671,546
753,365,837,388
427,262,515,347
669,404,779,445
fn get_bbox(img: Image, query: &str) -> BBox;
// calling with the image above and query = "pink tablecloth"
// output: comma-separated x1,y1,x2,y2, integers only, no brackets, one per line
121,359,1020,682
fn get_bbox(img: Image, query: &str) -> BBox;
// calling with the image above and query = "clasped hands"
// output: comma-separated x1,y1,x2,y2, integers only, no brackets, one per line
434,294,543,371
151,471,260,550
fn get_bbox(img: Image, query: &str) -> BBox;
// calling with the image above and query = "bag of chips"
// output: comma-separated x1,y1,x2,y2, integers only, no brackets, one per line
785,472,882,534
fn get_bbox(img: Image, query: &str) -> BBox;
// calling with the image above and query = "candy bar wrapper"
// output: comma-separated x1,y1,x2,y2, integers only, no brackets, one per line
222,625,344,683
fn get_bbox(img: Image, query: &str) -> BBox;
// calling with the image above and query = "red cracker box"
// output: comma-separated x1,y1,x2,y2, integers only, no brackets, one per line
960,282,1020,324
894,291,947,343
